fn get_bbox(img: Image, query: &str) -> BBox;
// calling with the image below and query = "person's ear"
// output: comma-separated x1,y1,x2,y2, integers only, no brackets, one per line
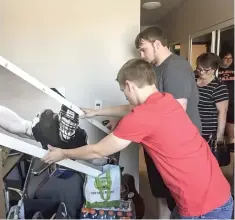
126,80,137,92
209,69,216,75
153,40,161,50
125,80,132,91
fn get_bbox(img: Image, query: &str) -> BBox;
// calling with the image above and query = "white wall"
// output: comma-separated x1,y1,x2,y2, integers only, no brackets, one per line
0,0,140,187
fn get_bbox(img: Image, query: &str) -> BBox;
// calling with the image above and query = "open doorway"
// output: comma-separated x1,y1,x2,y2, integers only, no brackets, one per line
169,44,180,55
190,33,212,70
219,25,234,55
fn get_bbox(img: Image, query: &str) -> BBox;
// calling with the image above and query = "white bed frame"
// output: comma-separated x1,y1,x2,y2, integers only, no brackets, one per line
0,56,110,135
0,56,111,177
0,133,102,176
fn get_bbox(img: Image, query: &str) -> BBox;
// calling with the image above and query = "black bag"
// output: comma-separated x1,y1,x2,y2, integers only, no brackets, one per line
23,199,70,219
208,134,230,167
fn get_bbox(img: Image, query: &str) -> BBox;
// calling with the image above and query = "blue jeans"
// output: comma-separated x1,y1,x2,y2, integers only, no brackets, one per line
171,195,234,219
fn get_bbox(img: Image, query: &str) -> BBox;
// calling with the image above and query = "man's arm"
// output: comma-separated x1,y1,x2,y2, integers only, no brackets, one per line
212,83,230,141
42,133,131,164
42,108,151,164
0,105,34,139
216,100,229,141
162,60,193,111
81,105,133,118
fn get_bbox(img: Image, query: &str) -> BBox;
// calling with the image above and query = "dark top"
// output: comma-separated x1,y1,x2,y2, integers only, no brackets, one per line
197,78,229,138
32,110,87,149
153,54,202,133
218,64,234,107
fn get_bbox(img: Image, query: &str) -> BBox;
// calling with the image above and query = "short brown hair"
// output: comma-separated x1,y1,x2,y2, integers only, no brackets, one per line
135,26,167,49
196,52,221,70
116,58,156,88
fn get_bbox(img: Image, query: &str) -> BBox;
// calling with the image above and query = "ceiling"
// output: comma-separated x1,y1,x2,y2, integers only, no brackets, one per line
141,0,185,26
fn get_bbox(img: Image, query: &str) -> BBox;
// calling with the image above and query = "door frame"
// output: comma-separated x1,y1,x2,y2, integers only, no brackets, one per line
188,18,234,66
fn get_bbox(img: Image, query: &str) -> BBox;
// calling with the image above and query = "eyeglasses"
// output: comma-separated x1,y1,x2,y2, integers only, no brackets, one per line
196,67,212,73
223,57,232,61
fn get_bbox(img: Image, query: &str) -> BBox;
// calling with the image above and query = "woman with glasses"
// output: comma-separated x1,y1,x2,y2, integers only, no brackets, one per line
196,52,229,143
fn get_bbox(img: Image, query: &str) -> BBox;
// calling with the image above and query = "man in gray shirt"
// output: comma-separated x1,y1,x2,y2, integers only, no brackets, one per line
153,54,201,131
135,26,201,217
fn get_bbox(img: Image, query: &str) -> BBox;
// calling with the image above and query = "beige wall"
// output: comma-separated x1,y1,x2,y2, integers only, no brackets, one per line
0,0,140,187
160,0,234,57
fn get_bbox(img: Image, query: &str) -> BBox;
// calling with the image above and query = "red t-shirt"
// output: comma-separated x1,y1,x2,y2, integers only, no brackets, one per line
113,92,230,216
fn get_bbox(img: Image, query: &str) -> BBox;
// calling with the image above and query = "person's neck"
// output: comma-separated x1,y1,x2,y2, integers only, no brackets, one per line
220,63,232,69
138,85,158,104
198,75,215,85
154,47,172,66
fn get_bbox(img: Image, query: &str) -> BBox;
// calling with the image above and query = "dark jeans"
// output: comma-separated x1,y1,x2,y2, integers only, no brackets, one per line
171,195,234,219
144,150,176,211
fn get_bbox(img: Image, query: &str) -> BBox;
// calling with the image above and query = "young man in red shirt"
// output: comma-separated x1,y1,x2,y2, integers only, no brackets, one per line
42,58,233,219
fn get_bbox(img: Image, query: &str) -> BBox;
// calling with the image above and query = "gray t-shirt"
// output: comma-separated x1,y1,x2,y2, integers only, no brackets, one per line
153,53,202,132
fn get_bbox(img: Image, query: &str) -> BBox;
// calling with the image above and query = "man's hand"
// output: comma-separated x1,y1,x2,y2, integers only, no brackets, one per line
81,108,97,118
106,119,120,131
42,145,66,164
